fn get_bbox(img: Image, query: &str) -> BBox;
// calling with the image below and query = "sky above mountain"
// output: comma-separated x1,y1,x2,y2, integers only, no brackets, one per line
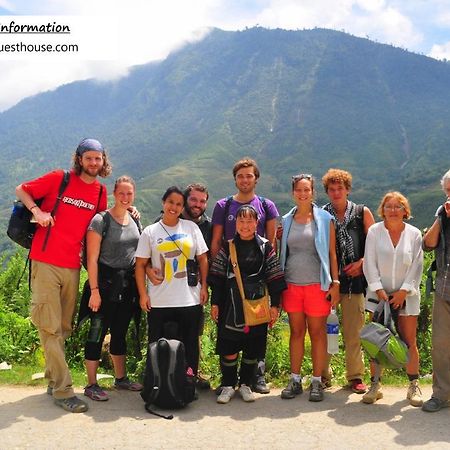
0,0,449,112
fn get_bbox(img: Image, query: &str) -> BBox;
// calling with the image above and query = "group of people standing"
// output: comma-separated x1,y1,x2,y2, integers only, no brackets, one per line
15,137,450,415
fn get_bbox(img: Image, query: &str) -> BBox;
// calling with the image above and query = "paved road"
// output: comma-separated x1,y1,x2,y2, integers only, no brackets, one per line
0,384,449,449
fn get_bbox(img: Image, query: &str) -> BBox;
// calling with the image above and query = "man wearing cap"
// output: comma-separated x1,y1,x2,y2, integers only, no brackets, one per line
16,138,111,413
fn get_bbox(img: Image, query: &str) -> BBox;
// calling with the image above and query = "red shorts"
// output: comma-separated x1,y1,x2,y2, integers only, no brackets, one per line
282,283,331,317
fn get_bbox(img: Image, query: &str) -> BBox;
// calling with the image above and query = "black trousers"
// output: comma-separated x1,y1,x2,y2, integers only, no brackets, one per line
147,304,202,374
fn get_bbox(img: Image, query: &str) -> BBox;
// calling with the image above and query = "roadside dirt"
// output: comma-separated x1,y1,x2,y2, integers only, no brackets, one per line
0,384,449,449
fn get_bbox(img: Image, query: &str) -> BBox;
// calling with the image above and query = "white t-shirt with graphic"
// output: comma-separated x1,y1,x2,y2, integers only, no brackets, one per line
135,219,208,308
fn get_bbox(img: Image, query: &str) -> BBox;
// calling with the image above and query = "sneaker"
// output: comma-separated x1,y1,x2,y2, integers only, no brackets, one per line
252,375,270,394
362,382,383,404
215,385,224,396
281,378,302,399
406,379,423,407
46,385,53,396
195,374,211,390
84,383,109,401
350,378,367,394
54,396,89,413
114,377,143,391
422,397,449,413
217,386,235,404
238,384,255,402
309,379,324,402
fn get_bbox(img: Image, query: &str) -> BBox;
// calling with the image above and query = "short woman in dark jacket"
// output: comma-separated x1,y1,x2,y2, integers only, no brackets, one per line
208,205,286,404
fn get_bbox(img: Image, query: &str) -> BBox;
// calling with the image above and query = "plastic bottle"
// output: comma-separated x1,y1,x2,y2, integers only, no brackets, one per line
326,307,339,354
87,313,104,343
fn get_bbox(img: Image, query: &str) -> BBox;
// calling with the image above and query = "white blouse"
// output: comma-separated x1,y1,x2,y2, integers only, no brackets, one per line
363,221,423,315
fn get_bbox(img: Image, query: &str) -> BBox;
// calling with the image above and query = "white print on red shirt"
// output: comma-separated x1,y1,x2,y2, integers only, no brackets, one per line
61,196,95,210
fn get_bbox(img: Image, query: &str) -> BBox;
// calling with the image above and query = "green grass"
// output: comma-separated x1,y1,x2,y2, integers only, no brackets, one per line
0,364,117,388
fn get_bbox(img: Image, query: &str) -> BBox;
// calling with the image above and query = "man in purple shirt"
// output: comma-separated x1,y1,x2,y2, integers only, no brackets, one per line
211,157,279,394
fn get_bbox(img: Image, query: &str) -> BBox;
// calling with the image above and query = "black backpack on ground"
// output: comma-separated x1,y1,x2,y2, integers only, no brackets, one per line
141,338,196,419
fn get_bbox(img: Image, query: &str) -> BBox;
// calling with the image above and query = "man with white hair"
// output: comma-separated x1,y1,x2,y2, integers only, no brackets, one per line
422,169,450,412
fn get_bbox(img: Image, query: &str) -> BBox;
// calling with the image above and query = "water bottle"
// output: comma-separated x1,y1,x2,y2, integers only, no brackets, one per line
327,307,339,354
87,313,104,343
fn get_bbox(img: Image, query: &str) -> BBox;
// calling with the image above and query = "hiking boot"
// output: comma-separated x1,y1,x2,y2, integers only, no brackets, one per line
84,383,109,401
54,396,89,413
195,374,211,390
406,379,423,407
362,382,383,404
114,377,143,391
252,375,270,394
281,378,302,399
422,397,449,413
217,386,235,404
309,379,324,402
238,384,255,402
350,378,367,394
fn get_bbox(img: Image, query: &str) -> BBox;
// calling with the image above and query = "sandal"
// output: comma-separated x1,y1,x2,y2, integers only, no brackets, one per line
84,383,109,401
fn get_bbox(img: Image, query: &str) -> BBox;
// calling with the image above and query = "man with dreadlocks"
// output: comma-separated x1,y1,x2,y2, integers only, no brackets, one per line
321,169,375,394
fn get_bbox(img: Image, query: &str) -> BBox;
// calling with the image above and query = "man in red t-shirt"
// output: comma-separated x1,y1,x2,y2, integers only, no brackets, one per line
16,138,110,413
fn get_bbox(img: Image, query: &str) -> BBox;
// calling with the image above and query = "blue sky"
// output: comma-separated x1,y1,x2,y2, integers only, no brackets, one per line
0,0,450,111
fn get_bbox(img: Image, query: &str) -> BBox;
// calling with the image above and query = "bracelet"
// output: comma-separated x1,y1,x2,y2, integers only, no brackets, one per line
30,204,38,211
332,280,341,285
90,286,99,291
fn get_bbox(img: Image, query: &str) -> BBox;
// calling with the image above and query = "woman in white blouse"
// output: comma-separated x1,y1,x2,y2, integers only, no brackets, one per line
362,191,423,406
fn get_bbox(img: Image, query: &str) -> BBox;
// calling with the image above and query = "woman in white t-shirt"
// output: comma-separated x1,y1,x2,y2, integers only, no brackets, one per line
362,191,423,406
135,186,209,375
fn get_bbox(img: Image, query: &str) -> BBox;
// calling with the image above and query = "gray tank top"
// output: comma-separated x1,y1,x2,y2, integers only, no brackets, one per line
88,212,140,269
285,220,321,285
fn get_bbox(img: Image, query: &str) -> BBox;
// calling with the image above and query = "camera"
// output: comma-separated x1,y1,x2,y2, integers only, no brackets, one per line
186,258,198,286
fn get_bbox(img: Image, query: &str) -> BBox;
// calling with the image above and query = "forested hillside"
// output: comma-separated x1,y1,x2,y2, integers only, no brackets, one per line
2,27,450,251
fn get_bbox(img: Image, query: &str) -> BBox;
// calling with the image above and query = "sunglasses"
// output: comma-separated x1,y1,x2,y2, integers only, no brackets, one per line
292,173,313,182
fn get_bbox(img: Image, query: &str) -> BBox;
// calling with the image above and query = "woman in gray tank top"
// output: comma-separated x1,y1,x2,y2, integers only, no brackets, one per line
82,175,143,401
279,174,340,402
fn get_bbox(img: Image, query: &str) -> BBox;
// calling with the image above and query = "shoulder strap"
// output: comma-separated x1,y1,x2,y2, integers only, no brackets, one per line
355,203,366,255
96,184,104,213
166,340,183,404
130,213,143,234
222,196,234,228
355,203,364,221
258,196,269,217
98,210,110,239
41,170,70,251
229,239,247,302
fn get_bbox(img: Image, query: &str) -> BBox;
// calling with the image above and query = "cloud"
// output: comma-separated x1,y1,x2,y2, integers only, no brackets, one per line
0,0,447,111
254,0,422,48
0,0,14,11
429,42,450,60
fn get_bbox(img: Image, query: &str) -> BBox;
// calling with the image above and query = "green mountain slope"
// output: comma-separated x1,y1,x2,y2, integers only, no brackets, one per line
1,27,450,251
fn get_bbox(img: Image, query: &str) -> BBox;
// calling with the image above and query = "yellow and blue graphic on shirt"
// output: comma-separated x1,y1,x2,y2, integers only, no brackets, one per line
158,233,192,282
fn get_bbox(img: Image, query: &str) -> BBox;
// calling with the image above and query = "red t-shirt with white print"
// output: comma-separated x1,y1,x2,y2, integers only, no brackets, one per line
21,169,107,268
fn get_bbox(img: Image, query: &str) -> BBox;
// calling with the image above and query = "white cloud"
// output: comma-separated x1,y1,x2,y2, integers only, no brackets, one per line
254,0,421,48
429,42,450,60
0,0,447,111
435,11,450,27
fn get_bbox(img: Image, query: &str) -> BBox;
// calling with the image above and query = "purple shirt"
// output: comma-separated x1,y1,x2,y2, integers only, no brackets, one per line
212,196,279,240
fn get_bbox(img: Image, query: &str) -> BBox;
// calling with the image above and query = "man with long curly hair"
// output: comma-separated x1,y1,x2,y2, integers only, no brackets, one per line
15,138,111,413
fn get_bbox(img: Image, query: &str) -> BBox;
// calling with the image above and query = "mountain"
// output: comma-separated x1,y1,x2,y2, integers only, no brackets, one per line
1,27,450,251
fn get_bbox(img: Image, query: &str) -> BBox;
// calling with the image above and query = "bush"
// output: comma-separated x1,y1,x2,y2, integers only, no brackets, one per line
0,246,438,386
